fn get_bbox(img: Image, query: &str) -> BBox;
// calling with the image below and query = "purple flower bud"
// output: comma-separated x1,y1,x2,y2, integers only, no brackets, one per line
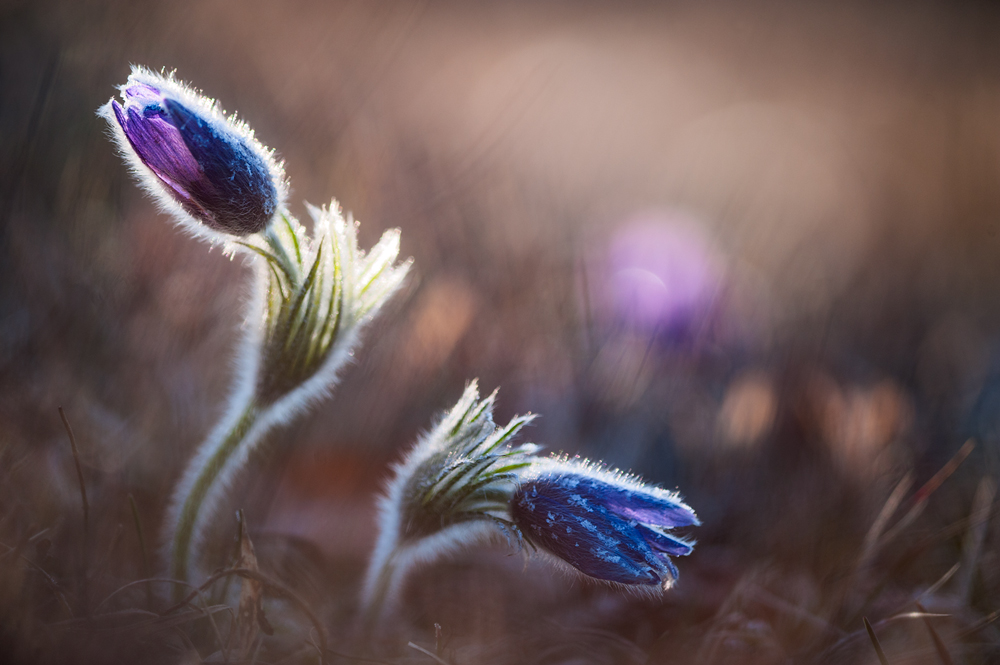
511,468,698,588
100,68,285,238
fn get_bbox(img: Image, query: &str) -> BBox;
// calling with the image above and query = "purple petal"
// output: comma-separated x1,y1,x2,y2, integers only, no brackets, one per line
575,478,700,528
162,99,278,235
512,481,663,585
637,524,695,556
113,101,201,185
123,81,161,104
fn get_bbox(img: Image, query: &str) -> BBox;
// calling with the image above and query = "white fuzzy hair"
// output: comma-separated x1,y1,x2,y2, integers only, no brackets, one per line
164,203,410,584
362,382,534,619
521,453,698,519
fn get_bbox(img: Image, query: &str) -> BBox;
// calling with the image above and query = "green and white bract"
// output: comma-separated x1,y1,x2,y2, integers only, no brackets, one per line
166,201,410,585
363,382,538,620
244,203,410,414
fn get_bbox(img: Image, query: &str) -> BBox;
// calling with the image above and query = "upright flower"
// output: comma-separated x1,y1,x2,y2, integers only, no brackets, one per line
100,67,411,587
100,66,286,240
362,382,538,622
511,458,699,589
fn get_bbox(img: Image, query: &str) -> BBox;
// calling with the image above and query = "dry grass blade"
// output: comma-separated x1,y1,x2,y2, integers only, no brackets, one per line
751,583,845,638
884,611,950,621
957,477,995,603
0,540,74,618
323,647,395,664
232,512,272,661
955,609,1000,639
859,473,913,569
163,566,328,664
53,604,232,633
58,407,89,538
916,562,961,605
59,406,90,612
408,641,451,665
818,610,955,663
864,616,891,665
94,523,124,582
914,601,954,665
913,440,976,504
880,440,974,545
127,494,153,609
95,577,189,611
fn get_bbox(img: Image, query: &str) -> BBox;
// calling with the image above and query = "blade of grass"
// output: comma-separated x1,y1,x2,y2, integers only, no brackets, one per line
881,440,974,545
0,542,75,618
163,566,328,664
408,642,451,665
858,473,913,570
916,562,961,605
96,577,196,611
326,649,393,665
864,617,891,665
915,601,955,665
957,477,996,603
128,494,154,610
93,522,124,585
322,647,394,664
750,584,845,638
59,406,89,614
59,407,89,541
955,609,1000,639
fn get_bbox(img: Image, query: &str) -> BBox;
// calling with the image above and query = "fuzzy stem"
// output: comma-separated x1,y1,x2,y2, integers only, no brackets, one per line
361,547,400,631
169,399,260,587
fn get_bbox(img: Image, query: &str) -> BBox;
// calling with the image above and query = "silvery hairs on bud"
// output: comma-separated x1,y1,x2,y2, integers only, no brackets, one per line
362,381,539,621
99,66,287,244
511,457,699,591
166,202,411,584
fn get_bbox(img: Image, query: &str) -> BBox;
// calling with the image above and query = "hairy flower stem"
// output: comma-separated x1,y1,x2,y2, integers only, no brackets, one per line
169,398,261,587
360,549,398,630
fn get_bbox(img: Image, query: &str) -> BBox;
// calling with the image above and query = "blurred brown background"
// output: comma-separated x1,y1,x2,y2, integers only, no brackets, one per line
3,0,1000,663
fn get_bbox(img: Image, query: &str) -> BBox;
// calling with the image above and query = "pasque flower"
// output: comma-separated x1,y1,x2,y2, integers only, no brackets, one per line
100,67,286,239
100,67,409,588
512,459,698,589
362,382,538,621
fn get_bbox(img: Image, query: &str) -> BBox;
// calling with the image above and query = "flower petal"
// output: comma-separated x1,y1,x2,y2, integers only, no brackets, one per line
637,524,695,556
163,99,277,235
513,478,670,586
576,478,700,528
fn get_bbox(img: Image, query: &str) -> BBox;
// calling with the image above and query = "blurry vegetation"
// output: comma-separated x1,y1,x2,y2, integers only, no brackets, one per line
3,0,1000,662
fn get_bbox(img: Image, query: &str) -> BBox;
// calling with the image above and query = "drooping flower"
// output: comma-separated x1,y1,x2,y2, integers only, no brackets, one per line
362,382,539,620
100,67,286,239
511,458,699,589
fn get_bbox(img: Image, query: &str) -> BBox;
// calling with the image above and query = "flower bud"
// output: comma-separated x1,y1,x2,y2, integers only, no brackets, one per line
100,67,285,238
512,465,698,589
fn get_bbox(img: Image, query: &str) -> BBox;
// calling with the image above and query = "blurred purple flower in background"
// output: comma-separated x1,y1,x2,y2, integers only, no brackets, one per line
512,462,698,589
101,67,285,238
605,211,722,337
